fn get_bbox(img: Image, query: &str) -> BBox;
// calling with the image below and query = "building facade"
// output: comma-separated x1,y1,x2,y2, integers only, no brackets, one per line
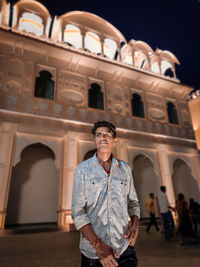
0,0,200,231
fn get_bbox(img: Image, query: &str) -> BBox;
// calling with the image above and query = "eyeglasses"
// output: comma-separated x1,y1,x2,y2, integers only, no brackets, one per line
95,132,113,138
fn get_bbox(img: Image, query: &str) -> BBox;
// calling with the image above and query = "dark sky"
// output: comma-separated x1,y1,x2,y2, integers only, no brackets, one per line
10,0,200,89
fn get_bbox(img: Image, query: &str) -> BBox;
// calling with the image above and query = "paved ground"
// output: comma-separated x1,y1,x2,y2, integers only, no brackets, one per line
0,226,200,267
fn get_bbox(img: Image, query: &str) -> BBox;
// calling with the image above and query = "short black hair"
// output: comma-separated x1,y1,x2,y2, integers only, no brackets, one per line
92,121,116,138
160,186,166,192
178,193,184,200
149,193,154,197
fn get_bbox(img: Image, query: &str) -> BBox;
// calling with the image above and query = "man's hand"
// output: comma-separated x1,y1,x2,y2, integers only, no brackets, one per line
95,240,119,267
124,216,139,246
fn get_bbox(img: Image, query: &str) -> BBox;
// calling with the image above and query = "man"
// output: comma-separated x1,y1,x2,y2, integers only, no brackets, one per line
158,186,175,240
145,193,159,233
189,198,200,234
72,121,140,267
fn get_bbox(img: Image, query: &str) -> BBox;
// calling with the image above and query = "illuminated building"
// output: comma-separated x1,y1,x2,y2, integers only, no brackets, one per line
188,89,200,150
0,0,200,232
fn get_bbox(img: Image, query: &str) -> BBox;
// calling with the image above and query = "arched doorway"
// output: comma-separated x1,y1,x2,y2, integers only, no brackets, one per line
133,154,159,218
172,159,200,203
5,143,59,228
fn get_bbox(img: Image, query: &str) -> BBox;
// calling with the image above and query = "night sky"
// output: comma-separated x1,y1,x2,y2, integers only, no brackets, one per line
10,0,200,90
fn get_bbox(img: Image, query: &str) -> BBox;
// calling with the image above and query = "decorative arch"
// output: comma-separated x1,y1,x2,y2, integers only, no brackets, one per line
155,48,180,78
12,0,51,38
172,158,200,202
169,155,196,179
51,11,126,46
13,135,62,169
6,142,59,226
132,153,160,217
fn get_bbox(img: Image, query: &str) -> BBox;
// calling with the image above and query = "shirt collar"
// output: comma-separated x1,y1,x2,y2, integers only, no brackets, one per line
91,153,119,168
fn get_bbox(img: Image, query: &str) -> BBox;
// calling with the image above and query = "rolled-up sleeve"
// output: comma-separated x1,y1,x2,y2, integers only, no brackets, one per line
127,166,140,219
71,166,90,230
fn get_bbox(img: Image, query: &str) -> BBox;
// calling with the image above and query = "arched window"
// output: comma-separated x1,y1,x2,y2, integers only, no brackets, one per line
103,38,117,59
131,93,145,118
88,83,104,110
64,24,82,48
164,68,174,78
18,12,44,36
134,51,147,68
161,61,174,77
167,102,179,124
151,62,160,73
34,70,54,100
85,31,101,54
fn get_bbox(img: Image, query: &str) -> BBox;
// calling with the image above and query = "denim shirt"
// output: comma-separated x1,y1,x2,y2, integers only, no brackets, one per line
71,153,140,259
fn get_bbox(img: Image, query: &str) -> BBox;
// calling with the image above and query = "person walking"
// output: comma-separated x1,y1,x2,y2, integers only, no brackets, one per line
145,193,159,234
72,120,140,267
176,193,194,245
158,186,175,240
189,198,200,235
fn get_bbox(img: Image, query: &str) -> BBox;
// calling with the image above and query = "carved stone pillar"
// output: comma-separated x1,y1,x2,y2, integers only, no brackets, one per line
57,130,77,231
190,155,200,188
116,138,128,162
157,144,175,206
0,122,16,231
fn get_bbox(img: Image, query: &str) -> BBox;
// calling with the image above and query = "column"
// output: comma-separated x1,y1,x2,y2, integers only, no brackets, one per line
57,130,78,231
116,138,128,162
0,122,16,231
190,154,200,189
157,144,175,206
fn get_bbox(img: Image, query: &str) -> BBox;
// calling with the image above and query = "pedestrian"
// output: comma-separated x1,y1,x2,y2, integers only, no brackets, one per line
158,185,175,240
72,120,140,267
176,193,194,245
145,193,159,233
189,198,200,235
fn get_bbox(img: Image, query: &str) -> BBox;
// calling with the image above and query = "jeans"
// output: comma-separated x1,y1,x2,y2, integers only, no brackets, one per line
162,210,174,240
146,213,159,232
81,246,137,267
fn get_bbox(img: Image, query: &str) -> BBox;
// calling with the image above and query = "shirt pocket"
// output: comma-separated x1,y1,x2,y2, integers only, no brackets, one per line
86,177,107,207
111,176,128,199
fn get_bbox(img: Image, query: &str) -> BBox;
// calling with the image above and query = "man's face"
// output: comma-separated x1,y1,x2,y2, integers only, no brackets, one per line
94,126,117,153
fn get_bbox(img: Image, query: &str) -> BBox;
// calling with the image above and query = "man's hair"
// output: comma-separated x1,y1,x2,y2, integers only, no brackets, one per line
92,121,116,138
160,186,166,192
178,193,184,200
149,193,154,197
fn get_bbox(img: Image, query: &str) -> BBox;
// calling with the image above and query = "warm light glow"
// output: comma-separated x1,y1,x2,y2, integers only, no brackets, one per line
85,31,101,54
6,3,10,25
64,24,82,48
123,54,133,65
134,51,147,68
151,62,160,73
19,12,43,36
103,38,117,59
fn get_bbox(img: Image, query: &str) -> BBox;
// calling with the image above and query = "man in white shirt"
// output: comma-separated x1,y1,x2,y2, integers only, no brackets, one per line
158,186,175,240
